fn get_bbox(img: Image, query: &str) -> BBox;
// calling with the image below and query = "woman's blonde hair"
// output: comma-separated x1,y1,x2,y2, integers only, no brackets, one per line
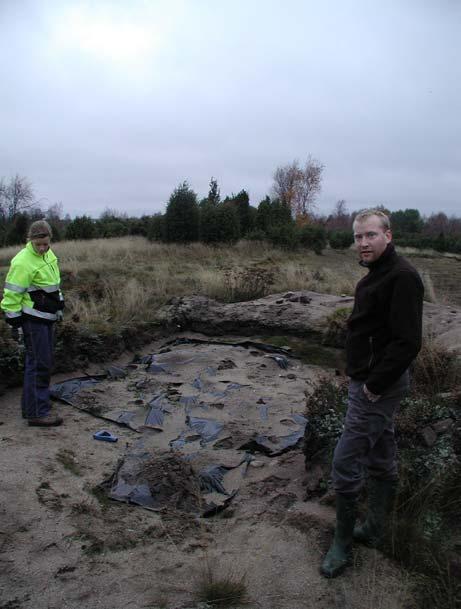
28,220,53,240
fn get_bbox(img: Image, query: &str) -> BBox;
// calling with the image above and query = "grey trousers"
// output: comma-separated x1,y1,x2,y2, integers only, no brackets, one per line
331,372,410,495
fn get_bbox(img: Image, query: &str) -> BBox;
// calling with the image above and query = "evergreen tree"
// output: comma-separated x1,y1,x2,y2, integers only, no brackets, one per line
165,182,199,243
5,212,28,245
207,177,220,206
200,204,220,243
391,209,424,235
200,203,240,244
256,196,292,233
223,190,252,236
256,196,271,232
65,215,96,240
298,224,327,254
147,214,165,241
217,205,240,243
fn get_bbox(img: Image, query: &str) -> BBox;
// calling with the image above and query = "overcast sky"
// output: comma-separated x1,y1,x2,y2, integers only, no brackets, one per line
1,0,460,218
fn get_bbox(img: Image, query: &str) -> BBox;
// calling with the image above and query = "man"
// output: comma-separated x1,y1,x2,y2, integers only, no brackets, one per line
1,220,64,426
321,209,424,578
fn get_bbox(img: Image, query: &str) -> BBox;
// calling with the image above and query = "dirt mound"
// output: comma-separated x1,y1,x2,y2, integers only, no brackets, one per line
140,452,202,513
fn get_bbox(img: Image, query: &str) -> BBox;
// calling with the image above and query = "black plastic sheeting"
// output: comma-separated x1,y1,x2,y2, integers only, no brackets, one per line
50,375,106,405
186,416,224,444
106,366,127,380
168,417,225,449
51,337,309,517
144,394,170,428
239,414,308,457
51,374,169,432
105,447,246,516
161,336,293,357
264,354,289,370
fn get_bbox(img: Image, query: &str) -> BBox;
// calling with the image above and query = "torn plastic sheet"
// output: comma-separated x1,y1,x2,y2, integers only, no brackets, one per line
106,366,127,379
147,349,218,375
169,432,187,449
163,336,293,357
51,377,173,432
239,414,308,456
264,354,289,369
147,361,170,375
144,394,170,429
134,354,153,365
117,411,137,426
186,416,224,444
259,405,269,421
179,395,199,408
199,465,230,494
50,376,106,405
106,449,242,516
197,463,249,494
193,377,203,390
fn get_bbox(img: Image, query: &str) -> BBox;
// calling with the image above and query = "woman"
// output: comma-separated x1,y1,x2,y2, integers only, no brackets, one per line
1,220,64,426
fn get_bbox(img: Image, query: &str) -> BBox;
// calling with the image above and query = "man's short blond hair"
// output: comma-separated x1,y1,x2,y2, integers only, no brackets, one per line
353,209,391,231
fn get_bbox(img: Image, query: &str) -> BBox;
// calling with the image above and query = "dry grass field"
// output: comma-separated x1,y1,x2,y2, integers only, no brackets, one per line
2,236,460,335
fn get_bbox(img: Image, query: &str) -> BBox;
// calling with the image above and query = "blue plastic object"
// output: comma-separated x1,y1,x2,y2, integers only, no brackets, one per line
93,430,118,443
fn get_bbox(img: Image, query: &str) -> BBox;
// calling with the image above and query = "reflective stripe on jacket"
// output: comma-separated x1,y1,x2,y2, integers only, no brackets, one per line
1,242,63,322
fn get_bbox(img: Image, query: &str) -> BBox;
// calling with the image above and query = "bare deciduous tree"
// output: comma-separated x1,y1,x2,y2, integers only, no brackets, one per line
272,156,324,217
46,202,64,222
326,199,351,230
0,174,35,220
423,212,449,236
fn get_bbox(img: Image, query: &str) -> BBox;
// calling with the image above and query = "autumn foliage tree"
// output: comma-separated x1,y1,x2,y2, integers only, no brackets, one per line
272,156,324,218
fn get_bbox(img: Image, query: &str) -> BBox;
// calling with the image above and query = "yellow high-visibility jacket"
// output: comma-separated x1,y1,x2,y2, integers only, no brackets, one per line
1,242,63,324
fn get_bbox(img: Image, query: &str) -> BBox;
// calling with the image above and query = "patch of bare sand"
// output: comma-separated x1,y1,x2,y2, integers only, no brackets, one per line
0,334,414,609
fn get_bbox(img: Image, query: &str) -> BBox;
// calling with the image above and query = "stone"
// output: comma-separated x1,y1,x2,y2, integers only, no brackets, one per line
163,293,461,355
420,426,437,447
432,418,454,434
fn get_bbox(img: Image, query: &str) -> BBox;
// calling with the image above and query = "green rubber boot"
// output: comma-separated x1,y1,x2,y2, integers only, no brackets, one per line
353,478,398,548
320,493,357,578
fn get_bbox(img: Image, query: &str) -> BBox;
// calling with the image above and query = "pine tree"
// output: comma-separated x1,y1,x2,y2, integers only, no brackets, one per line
165,182,199,243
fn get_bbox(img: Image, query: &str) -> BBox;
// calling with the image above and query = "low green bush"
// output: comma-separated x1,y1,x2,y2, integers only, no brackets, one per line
328,230,354,250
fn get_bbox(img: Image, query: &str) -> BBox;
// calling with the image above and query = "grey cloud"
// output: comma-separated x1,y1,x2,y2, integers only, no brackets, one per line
0,0,460,217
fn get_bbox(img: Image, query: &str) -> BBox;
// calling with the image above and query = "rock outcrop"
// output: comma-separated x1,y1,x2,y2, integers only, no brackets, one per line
166,291,461,354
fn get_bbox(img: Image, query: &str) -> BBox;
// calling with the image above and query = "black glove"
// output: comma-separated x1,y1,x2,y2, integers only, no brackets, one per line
5,316,23,328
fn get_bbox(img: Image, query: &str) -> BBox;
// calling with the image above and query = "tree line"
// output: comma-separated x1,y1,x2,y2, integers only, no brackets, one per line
2,163,461,254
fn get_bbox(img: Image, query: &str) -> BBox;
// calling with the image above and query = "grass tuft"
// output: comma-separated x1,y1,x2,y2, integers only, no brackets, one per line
195,560,248,608
56,448,81,476
412,333,461,397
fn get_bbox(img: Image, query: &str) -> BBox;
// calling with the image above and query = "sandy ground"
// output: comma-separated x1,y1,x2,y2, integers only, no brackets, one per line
0,335,413,609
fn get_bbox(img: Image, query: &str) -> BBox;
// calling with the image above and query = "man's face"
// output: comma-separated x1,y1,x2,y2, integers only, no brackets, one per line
353,216,391,264
31,236,51,256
